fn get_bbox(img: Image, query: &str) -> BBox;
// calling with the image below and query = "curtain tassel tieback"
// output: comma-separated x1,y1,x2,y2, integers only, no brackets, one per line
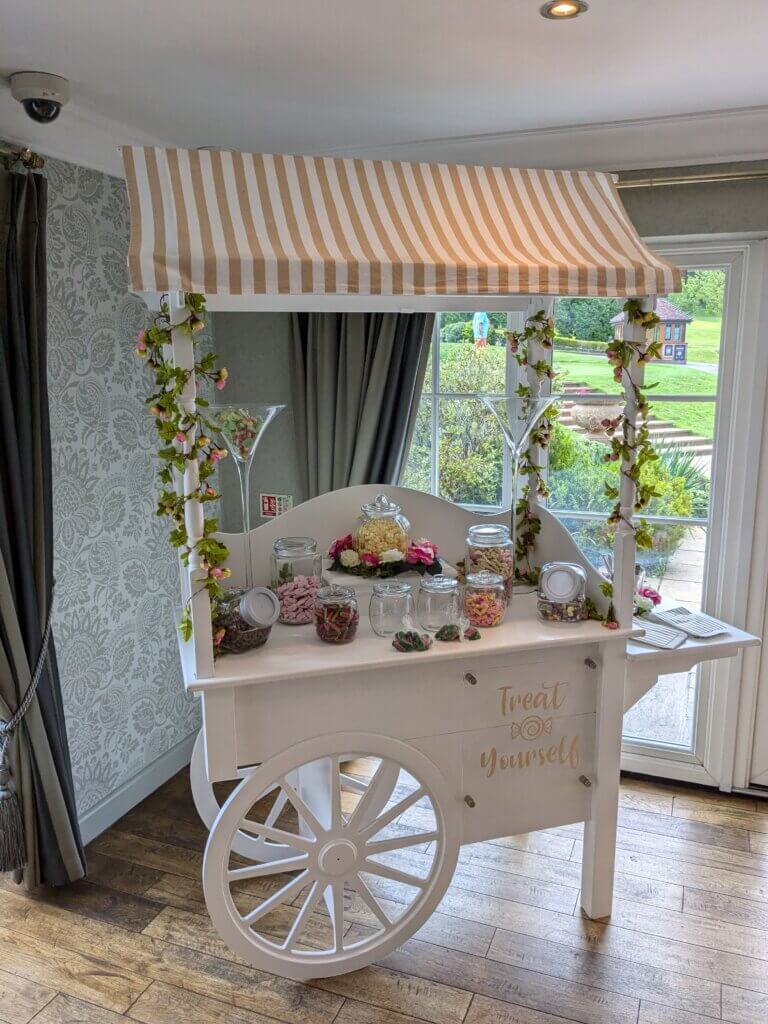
0,586,55,873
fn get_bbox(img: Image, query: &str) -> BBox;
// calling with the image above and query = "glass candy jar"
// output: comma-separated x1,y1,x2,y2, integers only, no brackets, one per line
466,524,515,598
212,586,280,654
537,562,587,624
369,581,415,637
417,575,461,633
464,571,507,628
271,537,324,624
315,585,359,644
355,494,410,561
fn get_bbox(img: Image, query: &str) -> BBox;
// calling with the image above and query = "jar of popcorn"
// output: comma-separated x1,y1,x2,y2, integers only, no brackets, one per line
355,494,410,562
464,571,507,628
271,537,324,624
465,523,515,598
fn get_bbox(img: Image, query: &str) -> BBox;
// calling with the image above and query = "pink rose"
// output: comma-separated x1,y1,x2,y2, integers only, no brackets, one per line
406,539,438,565
215,378,227,390
135,330,147,355
638,586,661,606
175,431,187,443
360,552,380,566
328,533,354,560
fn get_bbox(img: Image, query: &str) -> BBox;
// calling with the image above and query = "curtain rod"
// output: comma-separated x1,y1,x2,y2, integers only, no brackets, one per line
617,168,768,189
0,146,45,170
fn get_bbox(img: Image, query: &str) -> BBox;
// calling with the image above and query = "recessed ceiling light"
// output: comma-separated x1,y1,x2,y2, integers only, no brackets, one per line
540,1,589,19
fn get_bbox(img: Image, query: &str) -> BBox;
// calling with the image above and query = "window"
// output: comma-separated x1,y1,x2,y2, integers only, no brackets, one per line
402,313,514,510
674,324,682,340
403,266,726,760
665,324,672,340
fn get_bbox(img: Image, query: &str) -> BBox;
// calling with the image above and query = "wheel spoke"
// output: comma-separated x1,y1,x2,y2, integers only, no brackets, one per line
339,772,366,795
330,881,345,953
228,854,309,882
351,873,392,928
363,860,427,889
346,759,401,832
280,775,326,839
357,787,426,841
263,789,289,828
238,820,315,851
329,756,342,831
241,870,312,926
281,879,324,952
365,831,439,855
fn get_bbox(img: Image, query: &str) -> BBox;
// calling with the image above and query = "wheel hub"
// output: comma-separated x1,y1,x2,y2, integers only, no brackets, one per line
318,838,358,877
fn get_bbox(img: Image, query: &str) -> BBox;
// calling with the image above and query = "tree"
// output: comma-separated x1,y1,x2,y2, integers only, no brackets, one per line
554,298,621,342
668,270,725,318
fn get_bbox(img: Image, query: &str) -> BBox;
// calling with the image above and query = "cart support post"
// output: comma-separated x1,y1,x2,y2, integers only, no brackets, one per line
169,290,214,678
612,296,652,627
525,297,554,516
580,639,627,918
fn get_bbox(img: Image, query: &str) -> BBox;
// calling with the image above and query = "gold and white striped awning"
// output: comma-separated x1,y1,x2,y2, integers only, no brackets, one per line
121,146,681,298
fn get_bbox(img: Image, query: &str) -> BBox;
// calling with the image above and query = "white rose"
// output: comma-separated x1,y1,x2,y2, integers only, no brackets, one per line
380,548,403,564
634,594,653,615
340,549,361,568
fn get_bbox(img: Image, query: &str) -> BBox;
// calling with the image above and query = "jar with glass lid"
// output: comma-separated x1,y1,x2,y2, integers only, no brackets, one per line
417,575,461,634
369,581,415,637
271,537,324,624
464,571,507,628
315,585,359,644
465,523,515,598
537,562,587,624
355,494,410,561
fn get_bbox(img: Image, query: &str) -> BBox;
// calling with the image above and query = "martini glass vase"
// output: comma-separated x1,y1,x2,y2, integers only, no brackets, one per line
482,395,560,589
211,403,285,589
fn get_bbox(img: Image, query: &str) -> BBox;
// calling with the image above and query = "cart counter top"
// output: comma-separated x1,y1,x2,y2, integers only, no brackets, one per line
183,594,636,692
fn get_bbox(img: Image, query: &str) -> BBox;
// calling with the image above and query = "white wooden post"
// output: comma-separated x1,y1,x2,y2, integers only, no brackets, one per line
612,298,652,627
525,297,554,517
581,296,653,919
580,639,626,918
169,291,214,679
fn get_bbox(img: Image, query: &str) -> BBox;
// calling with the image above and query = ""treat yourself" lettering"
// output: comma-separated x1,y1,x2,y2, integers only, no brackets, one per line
480,735,581,777
497,681,568,717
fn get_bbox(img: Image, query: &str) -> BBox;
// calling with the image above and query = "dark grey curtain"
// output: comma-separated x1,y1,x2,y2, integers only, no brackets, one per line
0,168,85,887
290,312,434,498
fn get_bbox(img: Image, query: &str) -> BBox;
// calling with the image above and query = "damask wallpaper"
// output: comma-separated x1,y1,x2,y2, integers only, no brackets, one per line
42,154,200,815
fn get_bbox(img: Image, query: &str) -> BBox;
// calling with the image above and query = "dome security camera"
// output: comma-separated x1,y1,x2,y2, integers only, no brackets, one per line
10,72,70,124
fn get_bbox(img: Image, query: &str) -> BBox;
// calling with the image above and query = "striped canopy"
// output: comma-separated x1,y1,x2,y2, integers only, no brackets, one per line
121,146,681,299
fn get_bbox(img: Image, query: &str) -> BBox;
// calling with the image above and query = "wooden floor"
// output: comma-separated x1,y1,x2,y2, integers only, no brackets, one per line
2,772,768,1024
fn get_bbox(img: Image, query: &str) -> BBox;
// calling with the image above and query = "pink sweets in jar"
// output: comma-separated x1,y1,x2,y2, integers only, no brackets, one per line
275,574,321,624
271,537,325,625
464,571,507,628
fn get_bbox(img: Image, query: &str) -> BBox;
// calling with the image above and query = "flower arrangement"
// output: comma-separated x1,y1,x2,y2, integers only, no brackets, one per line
328,534,442,578
634,585,662,616
135,293,231,641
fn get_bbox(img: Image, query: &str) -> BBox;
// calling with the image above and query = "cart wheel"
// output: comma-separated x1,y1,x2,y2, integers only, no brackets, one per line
203,732,460,979
190,730,399,862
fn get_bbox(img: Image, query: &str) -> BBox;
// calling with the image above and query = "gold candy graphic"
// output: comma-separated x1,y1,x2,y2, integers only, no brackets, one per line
510,715,553,740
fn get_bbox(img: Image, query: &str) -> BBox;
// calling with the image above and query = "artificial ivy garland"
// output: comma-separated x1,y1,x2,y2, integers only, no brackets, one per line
135,293,231,640
507,309,557,585
602,298,661,551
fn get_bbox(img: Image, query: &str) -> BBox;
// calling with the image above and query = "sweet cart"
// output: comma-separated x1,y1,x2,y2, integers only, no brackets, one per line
122,147,759,980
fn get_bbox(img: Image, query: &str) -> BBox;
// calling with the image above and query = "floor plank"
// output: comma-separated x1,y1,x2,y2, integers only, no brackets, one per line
488,928,721,1016
5,770,767,1024
27,993,129,1024
0,967,55,1024
128,979,283,1024
722,985,768,1024
381,937,640,1024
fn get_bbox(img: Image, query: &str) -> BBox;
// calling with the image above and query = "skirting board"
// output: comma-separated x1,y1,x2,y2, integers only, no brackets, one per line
78,729,197,846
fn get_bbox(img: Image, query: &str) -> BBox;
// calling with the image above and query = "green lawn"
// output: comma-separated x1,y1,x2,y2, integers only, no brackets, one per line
554,352,717,439
684,316,722,364
430,342,717,441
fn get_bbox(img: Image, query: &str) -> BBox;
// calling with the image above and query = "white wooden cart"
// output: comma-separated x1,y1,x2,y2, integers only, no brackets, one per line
121,147,759,980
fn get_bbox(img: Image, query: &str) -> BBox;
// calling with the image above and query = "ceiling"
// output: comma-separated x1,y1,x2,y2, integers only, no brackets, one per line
2,0,768,177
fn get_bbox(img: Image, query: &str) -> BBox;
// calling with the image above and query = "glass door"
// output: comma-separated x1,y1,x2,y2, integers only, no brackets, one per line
550,255,733,777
